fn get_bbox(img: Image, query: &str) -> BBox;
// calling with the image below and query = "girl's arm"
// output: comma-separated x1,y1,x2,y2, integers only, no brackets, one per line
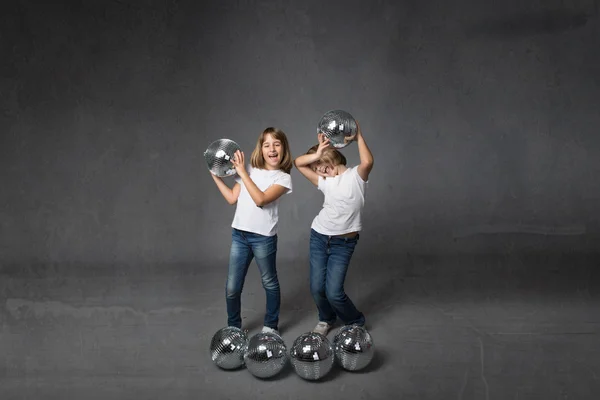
232,150,288,207
211,174,241,205
293,135,330,186
354,122,374,181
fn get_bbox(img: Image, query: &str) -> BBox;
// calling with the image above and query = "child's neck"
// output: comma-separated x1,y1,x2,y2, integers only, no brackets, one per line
335,165,348,175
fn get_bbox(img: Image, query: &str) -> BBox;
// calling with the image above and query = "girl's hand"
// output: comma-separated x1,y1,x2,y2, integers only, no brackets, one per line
316,133,331,156
232,150,247,176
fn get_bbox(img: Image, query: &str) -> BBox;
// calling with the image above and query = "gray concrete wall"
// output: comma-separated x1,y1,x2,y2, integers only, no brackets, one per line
1,0,599,265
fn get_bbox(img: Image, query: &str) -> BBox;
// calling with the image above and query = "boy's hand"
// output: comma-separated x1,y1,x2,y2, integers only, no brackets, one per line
343,133,357,144
316,133,331,156
345,120,362,144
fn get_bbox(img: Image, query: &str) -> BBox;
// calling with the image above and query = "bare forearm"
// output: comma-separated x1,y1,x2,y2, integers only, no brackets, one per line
356,134,374,165
212,174,236,204
294,153,320,167
238,172,265,206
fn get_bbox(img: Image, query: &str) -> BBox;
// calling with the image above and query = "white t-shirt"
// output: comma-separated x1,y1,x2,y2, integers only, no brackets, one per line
231,166,293,237
311,166,367,236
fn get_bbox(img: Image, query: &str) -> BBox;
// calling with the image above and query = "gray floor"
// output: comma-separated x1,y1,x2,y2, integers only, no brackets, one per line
1,253,599,399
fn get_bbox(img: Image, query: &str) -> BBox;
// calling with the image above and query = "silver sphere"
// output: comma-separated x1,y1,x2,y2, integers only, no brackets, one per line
317,110,358,149
289,332,334,380
244,332,288,379
333,325,374,371
209,326,248,370
204,138,241,177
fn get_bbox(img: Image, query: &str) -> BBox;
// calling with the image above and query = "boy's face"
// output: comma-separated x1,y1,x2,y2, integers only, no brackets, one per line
311,160,337,177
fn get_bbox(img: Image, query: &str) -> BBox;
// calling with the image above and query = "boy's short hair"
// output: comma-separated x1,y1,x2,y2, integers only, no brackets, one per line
306,144,347,166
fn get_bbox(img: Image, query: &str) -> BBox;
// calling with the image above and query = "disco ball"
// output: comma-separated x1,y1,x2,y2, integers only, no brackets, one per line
317,109,358,149
243,332,288,379
204,138,241,177
209,326,248,370
289,332,334,380
333,325,374,371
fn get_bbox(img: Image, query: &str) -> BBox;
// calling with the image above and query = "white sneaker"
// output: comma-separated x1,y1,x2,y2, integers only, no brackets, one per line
261,326,280,335
312,321,331,336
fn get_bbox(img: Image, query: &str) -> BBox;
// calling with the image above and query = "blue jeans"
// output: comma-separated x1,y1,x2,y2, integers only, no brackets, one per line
309,229,365,326
226,228,280,330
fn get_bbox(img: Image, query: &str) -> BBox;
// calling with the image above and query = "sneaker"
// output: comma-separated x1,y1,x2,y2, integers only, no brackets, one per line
227,326,249,336
312,321,331,336
261,326,280,335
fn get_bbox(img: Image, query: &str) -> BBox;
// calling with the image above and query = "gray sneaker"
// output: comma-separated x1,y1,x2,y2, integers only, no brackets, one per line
312,321,331,336
261,326,280,336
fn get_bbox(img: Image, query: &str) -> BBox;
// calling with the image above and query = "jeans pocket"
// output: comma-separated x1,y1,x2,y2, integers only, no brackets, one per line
346,235,359,245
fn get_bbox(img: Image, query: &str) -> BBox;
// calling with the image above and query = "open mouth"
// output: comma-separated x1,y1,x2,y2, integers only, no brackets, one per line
268,153,279,162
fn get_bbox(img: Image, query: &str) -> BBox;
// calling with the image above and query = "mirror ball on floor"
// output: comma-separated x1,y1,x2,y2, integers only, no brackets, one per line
317,109,358,149
203,138,241,177
243,331,289,379
333,325,375,371
289,332,335,380
209,326,248,370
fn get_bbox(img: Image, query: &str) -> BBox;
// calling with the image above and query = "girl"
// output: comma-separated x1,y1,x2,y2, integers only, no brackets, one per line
210,127,293,334
293,123,374,336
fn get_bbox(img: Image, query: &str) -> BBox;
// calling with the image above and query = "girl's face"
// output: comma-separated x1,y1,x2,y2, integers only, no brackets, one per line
262,133,283,170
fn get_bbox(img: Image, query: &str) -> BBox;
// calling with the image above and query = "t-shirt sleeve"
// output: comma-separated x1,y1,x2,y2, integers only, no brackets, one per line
352,165,368,184
273,172,293,194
